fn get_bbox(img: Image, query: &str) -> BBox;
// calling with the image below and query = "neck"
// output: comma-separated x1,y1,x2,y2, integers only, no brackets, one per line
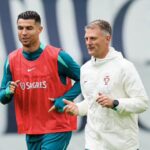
23,41,41,53
97,47,109,59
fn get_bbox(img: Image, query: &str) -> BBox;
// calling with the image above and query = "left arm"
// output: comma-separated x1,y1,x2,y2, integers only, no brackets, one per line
116,62,149,114
96,62,149,114
53,50,81,112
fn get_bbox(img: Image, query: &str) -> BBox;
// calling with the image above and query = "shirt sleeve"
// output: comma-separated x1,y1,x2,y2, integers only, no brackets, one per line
0,57,13,104
54,50,81,112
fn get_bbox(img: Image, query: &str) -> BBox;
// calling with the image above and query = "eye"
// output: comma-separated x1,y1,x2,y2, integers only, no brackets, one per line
26,26,33,30
84,37,88,41
18,26,23,30
91,37,97,40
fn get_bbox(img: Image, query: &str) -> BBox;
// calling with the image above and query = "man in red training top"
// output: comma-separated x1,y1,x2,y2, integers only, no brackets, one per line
0,10,81,150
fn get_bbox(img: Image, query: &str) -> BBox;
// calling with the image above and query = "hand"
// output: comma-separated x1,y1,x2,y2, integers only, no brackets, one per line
48,98,65,113
96,93,113,108
48,98,55,112
9,80,20,94
63,99,79,115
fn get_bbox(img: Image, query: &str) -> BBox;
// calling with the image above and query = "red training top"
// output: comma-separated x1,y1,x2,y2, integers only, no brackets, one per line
9,45,77,134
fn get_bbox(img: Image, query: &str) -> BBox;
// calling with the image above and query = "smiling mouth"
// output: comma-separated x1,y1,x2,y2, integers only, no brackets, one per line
88,47,94,50
22,38,29,42
22,38,29,40
21,39,30,45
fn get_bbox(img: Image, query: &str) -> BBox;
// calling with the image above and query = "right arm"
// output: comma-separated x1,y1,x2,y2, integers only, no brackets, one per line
64,63,89,116
0,57,14,104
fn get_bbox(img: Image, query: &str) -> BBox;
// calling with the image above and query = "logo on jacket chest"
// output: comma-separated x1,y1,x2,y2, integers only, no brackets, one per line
103,75,110,85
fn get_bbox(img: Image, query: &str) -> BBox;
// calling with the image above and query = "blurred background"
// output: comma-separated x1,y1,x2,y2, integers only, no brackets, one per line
0,0,150,149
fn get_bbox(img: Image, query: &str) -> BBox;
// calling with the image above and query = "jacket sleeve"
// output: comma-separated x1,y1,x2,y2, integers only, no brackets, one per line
0,57,14,104
116,62,149,114
76,65,89,116
76,99,88,116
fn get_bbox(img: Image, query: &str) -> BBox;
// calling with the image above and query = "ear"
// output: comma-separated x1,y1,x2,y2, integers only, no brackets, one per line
39,26,43,33
106,35,111,42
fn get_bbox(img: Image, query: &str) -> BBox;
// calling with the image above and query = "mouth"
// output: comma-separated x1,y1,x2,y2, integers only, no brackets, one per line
20,38,30,46
22,37,29,40
87,46,94,51
21,38,29,43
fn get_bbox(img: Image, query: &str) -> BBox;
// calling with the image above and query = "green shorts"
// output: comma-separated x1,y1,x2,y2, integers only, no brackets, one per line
26,132,72,150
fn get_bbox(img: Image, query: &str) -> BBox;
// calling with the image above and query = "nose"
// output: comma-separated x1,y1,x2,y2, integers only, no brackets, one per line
22,28,27,35
86,38,92,45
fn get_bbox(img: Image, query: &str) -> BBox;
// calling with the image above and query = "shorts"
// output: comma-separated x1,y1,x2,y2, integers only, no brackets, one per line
26,132,72,150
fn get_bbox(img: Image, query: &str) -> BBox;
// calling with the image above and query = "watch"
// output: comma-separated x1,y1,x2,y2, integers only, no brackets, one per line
112,100,119,108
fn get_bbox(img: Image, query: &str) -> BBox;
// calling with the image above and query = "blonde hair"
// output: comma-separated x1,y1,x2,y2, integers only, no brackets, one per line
85,19,112,36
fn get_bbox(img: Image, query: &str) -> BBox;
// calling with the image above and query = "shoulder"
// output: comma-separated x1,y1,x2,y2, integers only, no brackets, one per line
81,59,91,71
8,49,21,59
46,45,74,63
58,50,73,60
119,58,135,70
58,50,80,67
46,44,60,52
116,57,138,77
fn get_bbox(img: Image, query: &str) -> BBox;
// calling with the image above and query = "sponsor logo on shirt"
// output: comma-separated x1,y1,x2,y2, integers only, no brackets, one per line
27,67,36,72
19,81,47,90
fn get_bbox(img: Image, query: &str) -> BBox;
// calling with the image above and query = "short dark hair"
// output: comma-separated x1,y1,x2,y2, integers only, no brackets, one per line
17,11,41,24
85,19,112,36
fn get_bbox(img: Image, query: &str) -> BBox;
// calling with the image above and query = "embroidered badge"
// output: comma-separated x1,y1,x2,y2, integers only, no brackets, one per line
104,75,110,85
